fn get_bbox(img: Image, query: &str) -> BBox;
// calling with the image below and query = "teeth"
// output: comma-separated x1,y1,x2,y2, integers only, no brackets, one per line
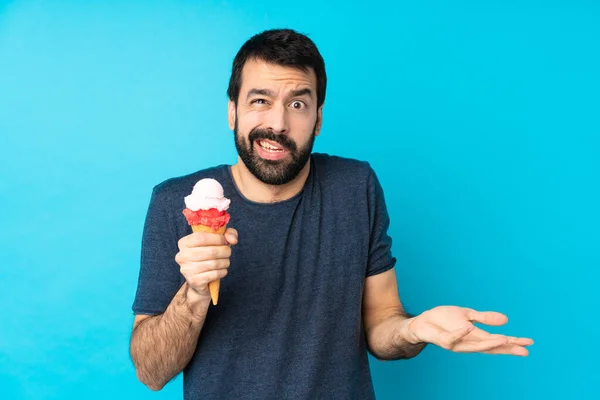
259,141,283,152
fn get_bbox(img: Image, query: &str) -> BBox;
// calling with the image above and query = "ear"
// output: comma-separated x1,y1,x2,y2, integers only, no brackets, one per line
228,100,236,131
315,105,324,137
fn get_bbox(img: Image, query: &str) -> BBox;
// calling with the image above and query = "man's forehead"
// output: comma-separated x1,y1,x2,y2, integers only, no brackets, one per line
240,59,317,93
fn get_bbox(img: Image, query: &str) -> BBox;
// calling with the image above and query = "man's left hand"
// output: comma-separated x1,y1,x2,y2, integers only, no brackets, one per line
404,306,534,356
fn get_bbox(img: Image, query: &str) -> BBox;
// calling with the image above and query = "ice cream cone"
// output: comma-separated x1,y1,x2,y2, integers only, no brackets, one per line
191,224,227,305
183,178,231,306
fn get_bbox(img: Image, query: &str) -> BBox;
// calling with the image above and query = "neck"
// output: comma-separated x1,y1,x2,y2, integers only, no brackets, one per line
230,157,311,203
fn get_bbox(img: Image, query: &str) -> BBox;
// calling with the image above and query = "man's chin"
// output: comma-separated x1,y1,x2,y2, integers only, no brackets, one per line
257,157,289,166
247,159,299,185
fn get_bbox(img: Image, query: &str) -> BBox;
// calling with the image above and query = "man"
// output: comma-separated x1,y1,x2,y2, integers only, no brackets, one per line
130,29,533,399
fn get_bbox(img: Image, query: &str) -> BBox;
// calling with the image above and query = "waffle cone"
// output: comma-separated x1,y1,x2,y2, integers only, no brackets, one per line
192,224,227,305
191,224,227,235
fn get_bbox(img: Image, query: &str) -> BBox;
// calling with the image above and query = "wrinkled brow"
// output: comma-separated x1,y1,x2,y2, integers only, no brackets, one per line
246,88,314,99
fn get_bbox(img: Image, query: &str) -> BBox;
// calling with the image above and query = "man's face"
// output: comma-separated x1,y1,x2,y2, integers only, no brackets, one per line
228,59,322,185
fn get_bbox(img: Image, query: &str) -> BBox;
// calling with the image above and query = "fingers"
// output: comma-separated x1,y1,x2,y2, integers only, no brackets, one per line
224,228,238,245
180,258,231,275
176,229,236,265
467,309,508,326
180,258,231,293
440,325,508,353
461,325,533,343
509,337,534,346
438,315,533,355
185,268,229,291
452,337,509,353
494,335,534,347
443,325,475,347
175,228,238,295
467,328,534,347
178,229,238,249
448,332,533,354
179,231,229,248
484,344,530,356
181,245,232,262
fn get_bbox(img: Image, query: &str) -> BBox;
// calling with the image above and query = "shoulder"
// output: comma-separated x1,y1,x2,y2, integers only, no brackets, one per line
150,165,228,205
312,153,375,192
312,153,374,180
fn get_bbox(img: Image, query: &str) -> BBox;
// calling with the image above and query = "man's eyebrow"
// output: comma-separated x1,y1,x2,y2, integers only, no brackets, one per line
247,88,275,98
246,87,314,99
290,88,313,98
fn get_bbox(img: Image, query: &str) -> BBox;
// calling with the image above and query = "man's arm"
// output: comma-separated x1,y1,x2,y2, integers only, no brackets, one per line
363,269,535,359
130,283,210,390
362,268,427,360
130,228,238,390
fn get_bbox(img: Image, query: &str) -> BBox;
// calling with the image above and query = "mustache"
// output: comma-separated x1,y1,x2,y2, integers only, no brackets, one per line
248,128,297,152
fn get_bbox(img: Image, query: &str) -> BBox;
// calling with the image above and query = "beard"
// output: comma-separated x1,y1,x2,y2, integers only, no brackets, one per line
234,119,316,185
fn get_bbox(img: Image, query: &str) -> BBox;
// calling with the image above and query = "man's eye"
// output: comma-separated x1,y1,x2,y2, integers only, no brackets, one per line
252,99,267,105
291,101,306,109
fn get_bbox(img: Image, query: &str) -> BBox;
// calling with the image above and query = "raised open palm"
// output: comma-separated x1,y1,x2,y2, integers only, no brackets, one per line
406,306,533,356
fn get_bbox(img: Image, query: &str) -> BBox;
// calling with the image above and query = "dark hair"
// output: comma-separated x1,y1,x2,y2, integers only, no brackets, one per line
227,29,327,108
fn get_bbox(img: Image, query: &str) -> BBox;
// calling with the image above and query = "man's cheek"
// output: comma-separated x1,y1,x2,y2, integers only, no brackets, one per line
243,113,263,129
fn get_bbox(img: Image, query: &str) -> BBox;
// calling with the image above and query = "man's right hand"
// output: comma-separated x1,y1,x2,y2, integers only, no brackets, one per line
175,228,238,303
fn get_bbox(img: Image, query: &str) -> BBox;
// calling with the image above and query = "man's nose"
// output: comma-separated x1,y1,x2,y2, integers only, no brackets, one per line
264,104,289,135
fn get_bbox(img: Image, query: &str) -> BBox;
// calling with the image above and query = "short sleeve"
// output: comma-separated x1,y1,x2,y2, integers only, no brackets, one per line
366,166,397,277
131,186,184,315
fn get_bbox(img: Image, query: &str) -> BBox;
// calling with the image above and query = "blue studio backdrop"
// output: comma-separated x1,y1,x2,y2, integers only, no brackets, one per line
1,1,598,399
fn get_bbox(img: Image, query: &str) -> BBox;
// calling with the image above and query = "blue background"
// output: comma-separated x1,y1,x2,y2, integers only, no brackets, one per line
1,0,598,399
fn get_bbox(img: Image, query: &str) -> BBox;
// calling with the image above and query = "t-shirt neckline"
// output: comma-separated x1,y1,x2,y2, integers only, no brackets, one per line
225,157,314,207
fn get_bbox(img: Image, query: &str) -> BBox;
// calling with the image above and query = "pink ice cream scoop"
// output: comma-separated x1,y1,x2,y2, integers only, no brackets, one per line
184,178,231,212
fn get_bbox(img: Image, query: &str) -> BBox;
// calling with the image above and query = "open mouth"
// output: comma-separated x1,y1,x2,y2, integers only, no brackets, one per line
254,139,290,161
257,139,285,152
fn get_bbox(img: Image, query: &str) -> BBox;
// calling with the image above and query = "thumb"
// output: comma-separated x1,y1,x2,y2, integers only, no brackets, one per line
224,228,238,245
